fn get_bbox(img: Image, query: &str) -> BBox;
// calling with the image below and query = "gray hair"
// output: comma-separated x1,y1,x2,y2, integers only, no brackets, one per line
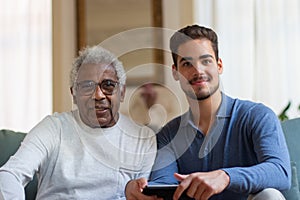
69,45,126,89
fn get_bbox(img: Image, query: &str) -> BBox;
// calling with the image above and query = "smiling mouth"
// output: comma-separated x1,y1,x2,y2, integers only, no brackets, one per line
189,76,209,85
95,106,109,111
95,107,107,110
190,79,208,86
191,80,207,85
93,105,110,113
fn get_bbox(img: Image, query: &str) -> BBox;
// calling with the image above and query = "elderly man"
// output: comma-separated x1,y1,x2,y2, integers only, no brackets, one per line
0,45,156,199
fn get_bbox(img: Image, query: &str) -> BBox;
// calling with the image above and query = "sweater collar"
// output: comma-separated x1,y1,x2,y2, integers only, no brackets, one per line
181,93,234,127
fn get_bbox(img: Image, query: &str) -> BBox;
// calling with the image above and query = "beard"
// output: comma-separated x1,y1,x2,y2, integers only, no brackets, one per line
184,80,219,101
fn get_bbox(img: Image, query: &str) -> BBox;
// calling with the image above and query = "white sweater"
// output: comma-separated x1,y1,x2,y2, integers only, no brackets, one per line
0,110,157,199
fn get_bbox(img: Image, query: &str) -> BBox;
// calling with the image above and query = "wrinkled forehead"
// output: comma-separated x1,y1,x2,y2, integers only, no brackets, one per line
77,63,118,82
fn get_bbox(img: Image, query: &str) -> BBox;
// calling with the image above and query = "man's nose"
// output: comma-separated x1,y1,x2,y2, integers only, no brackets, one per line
193,61,205,73
92,85,106,100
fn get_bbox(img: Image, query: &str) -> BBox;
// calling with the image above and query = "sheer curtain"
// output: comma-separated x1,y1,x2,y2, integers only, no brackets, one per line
194,0,300,118
0,0,52,132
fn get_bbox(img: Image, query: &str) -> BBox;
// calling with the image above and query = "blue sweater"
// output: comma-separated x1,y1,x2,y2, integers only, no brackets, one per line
149,94,291,199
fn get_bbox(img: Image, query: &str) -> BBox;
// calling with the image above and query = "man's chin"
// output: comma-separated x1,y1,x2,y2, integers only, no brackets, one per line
86,112,118,128
97,117,117,128
196,94,211,101
186,91,211,101
87,121,110,128
84,116,110,128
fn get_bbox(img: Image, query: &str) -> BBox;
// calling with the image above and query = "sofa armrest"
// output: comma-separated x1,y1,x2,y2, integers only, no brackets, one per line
282,162,300,200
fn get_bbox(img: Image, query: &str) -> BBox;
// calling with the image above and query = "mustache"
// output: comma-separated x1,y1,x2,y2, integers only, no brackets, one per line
88,100,111,110
188,75,210,84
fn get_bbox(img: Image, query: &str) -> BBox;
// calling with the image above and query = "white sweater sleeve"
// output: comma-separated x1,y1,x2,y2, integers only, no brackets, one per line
0,116,59,199
0,171,25,200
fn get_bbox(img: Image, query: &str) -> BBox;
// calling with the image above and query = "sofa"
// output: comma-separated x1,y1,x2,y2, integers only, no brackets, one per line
0,129,37,200
281,117,300,200
0,118,299,199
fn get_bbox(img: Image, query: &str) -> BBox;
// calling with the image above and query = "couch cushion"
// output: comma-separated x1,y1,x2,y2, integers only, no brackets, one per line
0,129,37,200
281,118,300,188
0,129,26,166
282,161,300,200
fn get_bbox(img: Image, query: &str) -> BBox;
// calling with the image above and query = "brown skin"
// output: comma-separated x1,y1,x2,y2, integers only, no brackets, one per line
71,63,125,128
125,178,163,200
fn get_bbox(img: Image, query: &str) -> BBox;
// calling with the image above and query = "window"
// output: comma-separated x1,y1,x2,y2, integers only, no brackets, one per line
195,0,300,118
0,0,52,132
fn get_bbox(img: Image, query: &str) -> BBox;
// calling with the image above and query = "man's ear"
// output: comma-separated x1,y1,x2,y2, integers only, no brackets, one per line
172,64,179,81
120,85,126,102
217,58,223,74
70,87,77,104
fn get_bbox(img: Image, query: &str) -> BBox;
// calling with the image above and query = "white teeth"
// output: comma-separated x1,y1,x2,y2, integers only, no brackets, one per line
96,107,108,111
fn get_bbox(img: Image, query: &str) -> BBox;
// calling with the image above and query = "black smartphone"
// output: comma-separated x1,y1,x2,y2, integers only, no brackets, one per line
142,185,194,200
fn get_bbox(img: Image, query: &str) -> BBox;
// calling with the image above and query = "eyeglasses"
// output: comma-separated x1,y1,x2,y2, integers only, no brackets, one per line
76,80,120,96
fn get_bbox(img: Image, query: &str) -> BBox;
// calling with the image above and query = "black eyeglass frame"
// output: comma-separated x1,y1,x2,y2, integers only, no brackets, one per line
75,79,120,96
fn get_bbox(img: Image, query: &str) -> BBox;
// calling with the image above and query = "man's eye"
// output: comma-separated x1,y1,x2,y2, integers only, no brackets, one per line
202,59,213,65
79,81,94,89
102,80,116,88
82,84,91,89
182,62,192,67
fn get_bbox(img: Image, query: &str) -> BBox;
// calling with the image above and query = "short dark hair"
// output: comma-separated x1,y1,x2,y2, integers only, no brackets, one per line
170,25,219,67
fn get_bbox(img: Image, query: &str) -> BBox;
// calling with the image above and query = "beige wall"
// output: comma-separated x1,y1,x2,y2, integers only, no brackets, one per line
52,0,194,116
52,0,77,113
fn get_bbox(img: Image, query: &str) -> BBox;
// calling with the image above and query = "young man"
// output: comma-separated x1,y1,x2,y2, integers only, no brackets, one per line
0,46,156,199
125,25,291,200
